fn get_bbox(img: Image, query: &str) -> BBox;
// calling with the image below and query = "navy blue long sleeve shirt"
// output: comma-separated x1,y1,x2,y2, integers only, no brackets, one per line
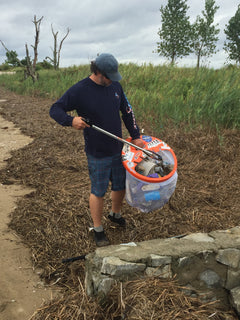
49,77,141,158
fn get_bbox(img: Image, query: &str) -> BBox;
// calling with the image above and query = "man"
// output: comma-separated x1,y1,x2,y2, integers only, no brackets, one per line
49,53,144,246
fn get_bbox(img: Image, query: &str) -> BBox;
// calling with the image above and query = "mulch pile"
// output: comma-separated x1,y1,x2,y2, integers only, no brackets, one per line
0,86,239,319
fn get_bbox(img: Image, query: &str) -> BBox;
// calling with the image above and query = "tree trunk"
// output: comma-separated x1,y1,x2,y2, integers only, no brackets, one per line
57,28,70,69
24,15,43,82
197,54,200,69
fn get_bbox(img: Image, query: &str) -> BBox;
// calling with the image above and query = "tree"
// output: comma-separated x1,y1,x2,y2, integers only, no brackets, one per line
0,40,24,67
46,24,70,69
156,0,192,64
224,5,240,64
24,15,43,82
192,0,220,68
5,50,20,66
0,15,43,82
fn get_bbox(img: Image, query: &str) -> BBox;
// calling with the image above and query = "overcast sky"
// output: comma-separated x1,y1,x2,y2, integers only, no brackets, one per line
0,0,239,69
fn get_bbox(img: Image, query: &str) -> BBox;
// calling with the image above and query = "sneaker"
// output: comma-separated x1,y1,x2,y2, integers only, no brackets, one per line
93,230,110,247
108,213,126,227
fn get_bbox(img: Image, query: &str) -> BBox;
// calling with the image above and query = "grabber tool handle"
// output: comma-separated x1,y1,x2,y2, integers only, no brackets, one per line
81,117,93,126
81,118,162,161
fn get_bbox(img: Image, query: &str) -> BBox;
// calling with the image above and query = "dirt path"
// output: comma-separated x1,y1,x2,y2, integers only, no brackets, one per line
0,101,58,320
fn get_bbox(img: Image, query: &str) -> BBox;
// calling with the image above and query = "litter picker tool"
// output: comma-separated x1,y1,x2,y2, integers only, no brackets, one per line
82,118,163,162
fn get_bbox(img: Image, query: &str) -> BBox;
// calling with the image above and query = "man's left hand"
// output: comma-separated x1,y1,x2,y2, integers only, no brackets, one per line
131,138,145,148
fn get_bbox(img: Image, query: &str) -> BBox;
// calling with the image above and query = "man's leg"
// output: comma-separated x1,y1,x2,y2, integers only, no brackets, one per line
108,154,126,226
89,193,104,227
86,154,112,246
108,189,126,227
111,189,125,213
89,193,110,246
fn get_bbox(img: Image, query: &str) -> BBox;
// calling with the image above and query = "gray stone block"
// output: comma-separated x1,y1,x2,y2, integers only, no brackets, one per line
145,265,172,278
98,278,116,295
183,233,214,242
225,269,240,290
101,256,146,276
149,254,172,267
199,269,221,288
230,286,240,316
216,248,240,268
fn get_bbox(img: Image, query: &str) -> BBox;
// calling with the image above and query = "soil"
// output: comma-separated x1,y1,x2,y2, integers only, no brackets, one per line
0,85,239,319
0,101,59,320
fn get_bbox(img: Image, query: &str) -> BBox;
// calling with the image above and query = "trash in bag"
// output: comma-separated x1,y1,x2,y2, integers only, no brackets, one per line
122,135,178,213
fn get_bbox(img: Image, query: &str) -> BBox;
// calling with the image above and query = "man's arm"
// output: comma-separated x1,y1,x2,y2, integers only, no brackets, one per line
50,102,89,130
49,86,79,126
49,100,74,126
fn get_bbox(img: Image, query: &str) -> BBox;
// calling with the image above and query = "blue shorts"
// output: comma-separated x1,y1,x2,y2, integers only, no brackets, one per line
87,153,126,197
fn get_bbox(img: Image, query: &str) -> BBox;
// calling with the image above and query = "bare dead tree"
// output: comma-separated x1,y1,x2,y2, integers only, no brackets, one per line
46,24,70,69
24,15,43,82
1,15,43,83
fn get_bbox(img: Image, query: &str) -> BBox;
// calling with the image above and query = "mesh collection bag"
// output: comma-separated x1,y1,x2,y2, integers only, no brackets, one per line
122,135,178,213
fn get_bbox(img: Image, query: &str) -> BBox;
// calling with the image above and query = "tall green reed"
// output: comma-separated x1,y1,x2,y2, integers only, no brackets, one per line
0,64,239,130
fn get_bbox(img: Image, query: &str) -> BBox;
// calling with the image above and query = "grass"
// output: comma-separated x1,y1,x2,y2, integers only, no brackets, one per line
0,63,239,132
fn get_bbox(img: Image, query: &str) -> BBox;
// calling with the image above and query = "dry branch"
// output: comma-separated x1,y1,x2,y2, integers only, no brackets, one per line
46,25,70,69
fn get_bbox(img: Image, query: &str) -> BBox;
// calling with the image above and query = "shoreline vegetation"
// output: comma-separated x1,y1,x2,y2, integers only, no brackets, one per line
0,66,239,318
0,63,239,133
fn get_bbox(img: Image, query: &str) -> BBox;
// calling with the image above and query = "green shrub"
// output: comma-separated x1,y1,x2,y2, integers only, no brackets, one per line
0,63,11,71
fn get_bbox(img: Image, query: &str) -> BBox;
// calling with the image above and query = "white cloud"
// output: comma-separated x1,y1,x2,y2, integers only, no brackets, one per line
0,0,239,68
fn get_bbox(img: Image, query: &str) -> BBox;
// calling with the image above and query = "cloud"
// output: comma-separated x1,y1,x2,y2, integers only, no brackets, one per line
0,0,239,68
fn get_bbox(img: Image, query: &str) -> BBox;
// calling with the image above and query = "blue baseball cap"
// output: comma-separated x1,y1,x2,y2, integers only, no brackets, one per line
95,53,122,81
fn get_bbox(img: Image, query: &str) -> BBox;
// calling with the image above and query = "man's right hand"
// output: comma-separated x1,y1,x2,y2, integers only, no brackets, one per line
72,117,90,130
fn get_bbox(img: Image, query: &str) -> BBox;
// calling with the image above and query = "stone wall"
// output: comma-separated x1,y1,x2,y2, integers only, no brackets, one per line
85,226,240,316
